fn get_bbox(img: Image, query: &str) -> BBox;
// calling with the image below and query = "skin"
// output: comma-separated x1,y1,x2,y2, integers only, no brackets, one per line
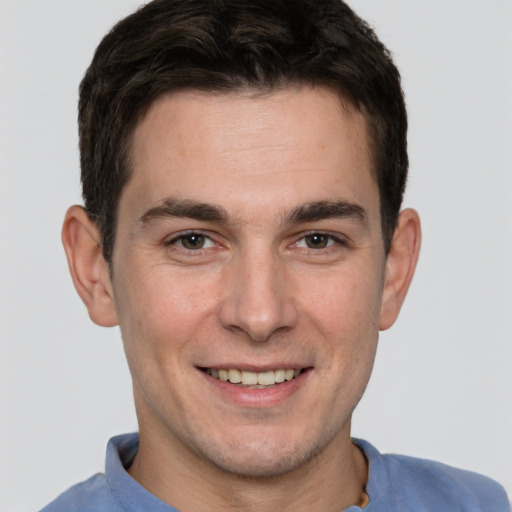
63,86,421,512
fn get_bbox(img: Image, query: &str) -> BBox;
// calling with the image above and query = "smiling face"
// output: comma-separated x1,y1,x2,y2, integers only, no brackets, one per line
76,84,403,480
106,86,387,478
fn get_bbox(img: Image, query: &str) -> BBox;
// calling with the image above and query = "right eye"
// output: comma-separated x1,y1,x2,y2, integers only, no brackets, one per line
297,233,336,249
169,232,216,250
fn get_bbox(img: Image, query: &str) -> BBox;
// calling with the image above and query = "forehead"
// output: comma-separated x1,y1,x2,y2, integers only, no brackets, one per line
124,86,378,223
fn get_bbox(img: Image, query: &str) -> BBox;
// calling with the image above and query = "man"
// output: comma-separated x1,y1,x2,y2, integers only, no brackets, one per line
41,0,509,510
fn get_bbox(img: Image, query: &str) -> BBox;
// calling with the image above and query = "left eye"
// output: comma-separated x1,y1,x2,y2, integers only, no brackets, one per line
296,233,337,249
172,233,216,250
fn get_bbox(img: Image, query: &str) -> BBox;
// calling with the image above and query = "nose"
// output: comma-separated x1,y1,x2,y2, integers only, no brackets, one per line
218,247,299,342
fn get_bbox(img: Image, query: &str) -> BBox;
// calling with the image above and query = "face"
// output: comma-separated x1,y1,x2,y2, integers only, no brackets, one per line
111,87,387,477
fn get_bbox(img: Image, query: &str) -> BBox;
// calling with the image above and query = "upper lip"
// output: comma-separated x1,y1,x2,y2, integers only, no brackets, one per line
198,364,311,372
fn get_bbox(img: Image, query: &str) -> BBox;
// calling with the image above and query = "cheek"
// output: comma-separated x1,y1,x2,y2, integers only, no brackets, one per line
114,263,220,358
297,263,383,390
302,264,383,336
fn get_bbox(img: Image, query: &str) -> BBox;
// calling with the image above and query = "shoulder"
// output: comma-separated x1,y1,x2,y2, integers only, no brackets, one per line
386,453,509,511
355,439,510,512
39,473,122,512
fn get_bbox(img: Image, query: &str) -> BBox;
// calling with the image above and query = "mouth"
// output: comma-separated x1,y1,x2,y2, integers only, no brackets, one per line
200,367,308,388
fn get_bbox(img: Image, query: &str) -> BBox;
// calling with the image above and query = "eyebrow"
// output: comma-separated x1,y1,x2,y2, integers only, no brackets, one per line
139,197,368,227
285,200,368,226
140,198,232,224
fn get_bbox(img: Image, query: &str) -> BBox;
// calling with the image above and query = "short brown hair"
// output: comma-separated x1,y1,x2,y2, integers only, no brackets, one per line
79,0,407,263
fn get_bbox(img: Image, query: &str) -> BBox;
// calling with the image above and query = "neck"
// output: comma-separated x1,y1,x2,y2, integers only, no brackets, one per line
128,422,368,512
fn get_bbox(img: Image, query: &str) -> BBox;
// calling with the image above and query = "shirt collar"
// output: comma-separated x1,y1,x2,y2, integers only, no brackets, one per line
104,433,390,512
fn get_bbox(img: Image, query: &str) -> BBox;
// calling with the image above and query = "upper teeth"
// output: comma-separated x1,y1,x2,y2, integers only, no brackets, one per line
207,368,301,385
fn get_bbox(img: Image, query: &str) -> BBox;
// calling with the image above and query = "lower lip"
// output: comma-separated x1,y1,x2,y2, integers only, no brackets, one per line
199,369,312,407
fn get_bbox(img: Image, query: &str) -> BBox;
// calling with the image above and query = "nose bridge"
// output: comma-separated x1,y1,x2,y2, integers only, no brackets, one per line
219,241,297,341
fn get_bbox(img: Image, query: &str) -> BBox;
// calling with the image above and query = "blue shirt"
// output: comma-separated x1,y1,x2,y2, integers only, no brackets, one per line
40,433,510,511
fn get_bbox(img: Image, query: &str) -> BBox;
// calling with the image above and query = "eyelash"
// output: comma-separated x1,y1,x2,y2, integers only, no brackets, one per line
165,230,347,254
166,231,217,252
293,232,347,251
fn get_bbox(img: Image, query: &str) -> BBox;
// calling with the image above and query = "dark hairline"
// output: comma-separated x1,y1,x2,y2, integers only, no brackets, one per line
110,82,381,267
79,0,407,266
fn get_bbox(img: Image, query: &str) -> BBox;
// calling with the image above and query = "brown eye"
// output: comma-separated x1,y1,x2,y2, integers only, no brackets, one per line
304,234,330,249
181,234,205,249
177,233,209,250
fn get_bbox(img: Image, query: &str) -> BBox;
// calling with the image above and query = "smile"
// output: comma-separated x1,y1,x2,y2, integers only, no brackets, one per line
202,368,304,387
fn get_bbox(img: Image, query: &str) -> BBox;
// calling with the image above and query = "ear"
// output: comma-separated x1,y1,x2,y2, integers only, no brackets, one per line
379,208,421,331
61,205,118,327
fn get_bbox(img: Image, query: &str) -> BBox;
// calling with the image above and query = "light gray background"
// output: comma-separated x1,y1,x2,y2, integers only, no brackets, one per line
1,1,511,510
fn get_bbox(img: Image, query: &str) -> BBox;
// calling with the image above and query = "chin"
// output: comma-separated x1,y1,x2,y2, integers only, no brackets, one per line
193,430,328,478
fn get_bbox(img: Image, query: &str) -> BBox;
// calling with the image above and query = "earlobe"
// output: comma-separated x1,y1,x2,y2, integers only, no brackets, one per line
379,208,421,331
61,205,119,327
